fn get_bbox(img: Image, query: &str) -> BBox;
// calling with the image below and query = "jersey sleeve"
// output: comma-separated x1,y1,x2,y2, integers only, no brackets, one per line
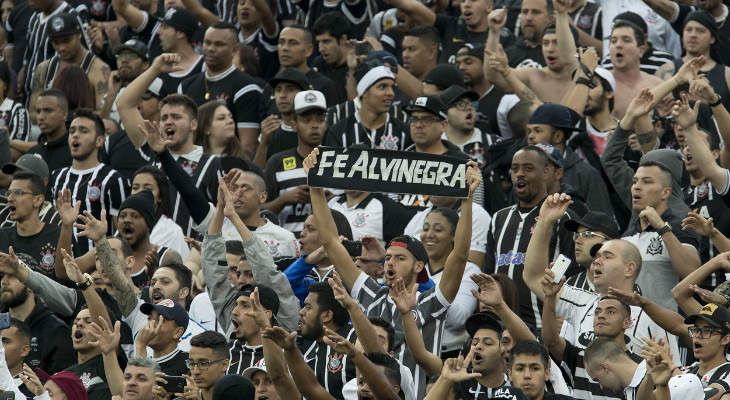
9,103,30,142
483,214,498,273
105,172,130,216
234,83,263,129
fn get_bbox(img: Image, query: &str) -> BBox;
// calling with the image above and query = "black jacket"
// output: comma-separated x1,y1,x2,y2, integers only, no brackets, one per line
20,299,76,374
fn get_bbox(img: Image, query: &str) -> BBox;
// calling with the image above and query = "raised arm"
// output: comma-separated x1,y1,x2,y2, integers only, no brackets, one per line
424,354,481,400
484,7,513,93
88,318,124,396
63,249,112,327
562,47,597,115
382,0,435,27
523,193,573,302
439,162,478,303
688,77,730,169
330,272,385,353
389,277,442,377
179,0,219,28
111,0,145,31
117,54,183,148
485,45,541,104
671,252,730,315
554,0,578,71
471,273,536,343
539,269,567,362
642,0,681,23
682,211,730,253
54,188,81,281
303,148,361,289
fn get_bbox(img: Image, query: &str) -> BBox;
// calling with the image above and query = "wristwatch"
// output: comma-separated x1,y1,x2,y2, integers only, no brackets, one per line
724,294,730,308
656,222,672,236
710,94,723,107
76,273,93,291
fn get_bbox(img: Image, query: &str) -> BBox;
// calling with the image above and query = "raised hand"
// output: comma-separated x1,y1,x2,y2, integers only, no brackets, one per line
674,56,705,85
19,364,45,396
144,245,161,272
606,287,647,308
540,268,565,299
153,372,172,400
682,212,714,237
671,93,700,130
625,88,654,120
487,6,507,32
61,248,84,283
639,206,665,231
184,237,202,253
260,115,282,144
136,315,163,347
244,287,272,329
689,284,727,305
139,120,170,155
689,76,718,104
57,188,81,228
88,317,121,355
553,0,571,14
538,193,573,224
360,235,385,262
322,326,357,356
218,178,238,219
441,351,481,383
152,53,185,75
0,247,20,276
389,277,418,315
578,46,598,74
485,45,510,76
470,273,506,308
329,271,357,311
466,161,481,199
75,210,108,243
262,326,297,350
175,374,201,400
302,147,320,176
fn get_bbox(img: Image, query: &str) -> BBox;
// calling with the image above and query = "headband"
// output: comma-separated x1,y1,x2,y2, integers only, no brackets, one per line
356,66,396,98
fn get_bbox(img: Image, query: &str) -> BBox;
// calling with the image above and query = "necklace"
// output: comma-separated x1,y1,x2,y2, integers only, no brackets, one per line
204,78,210,100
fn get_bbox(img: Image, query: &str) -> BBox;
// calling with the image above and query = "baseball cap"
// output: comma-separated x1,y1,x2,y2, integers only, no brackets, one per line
221,156,265,179
387,236,429,284
440,84,479,108
140,299,190,330
404,95,448,120
269,68,311,91
47,13,81,38
162,7,198,41
423,64,464,91
668,374,704,400
534,142,565,169
684,303,730,333
594,68,616,92
365,51,398,69
238,284,280,316
142,78,163,100
613,11,648,34
465,311,504,337
212,374,255,400
564,211,620,239
294,90,326,114
35,370,88,400
113,39,151,61
456,43,485,60
242,358,267,380
528,103,580,131
2,154,50,180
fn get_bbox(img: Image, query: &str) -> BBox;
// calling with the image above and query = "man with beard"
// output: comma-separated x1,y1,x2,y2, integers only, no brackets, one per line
484,2,575,105
136,299,190,375
179,22,262,156
26,89,72,173
28,13,109,120
102,40,151,122
505,0,554,68
0,171,62,277
155,8,204,97
49,109,129,255
0,260,75,373
455,45,503,135
298,282,356,400
118,191,182,287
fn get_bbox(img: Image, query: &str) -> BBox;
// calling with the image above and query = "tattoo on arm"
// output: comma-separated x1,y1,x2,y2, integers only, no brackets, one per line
637,131,657,145
31,67,42,92
656,63,676,81
97,239,137,316
519,86,538,102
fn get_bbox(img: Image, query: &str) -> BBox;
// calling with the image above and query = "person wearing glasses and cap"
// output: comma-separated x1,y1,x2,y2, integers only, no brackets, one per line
28,13,110,117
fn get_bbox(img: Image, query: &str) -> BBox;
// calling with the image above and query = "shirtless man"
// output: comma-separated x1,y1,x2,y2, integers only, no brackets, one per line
609,19,664,119
484,0,576,104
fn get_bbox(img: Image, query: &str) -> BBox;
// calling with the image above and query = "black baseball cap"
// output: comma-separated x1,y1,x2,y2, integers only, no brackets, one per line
529,103,581,132
140,299,189,330
47,13,81,38
269,68,311,91
456,43,485,60
404,95,448,120
564,211,621,239
423,64,464,91
113,39,151,61
239,284,280,316
162,7,198,42
685,303,730,334
387,236,430,283
614,11,648,34
465,311,504,337
440,85,479,108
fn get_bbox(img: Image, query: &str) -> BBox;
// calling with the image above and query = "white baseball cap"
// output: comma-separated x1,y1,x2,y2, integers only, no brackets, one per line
242,358,267,380
668,374,704,400
594,67,616,92
294,90,326,114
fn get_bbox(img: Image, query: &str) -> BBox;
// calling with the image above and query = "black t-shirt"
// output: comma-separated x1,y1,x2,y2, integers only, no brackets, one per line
0,224,61,279
259,69,343,121
506,38,545,69
100,130,148,181
27,133,72,175
238,24,280,81
266,124,299,160
477,85,505,136
434,14,515,63
312,57,348,103
157,348,190,376
65,355,112,400
159,56,205,98
456,376,508,400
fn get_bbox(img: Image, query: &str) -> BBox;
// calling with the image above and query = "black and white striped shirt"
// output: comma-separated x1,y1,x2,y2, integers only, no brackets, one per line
484,200,575,330
351,272,449,400
327,100,408,127
264,148,309,237
23,2,90,101
0,98,30,142
50,163,129,254
456,375,509,400
227,340,263,375
324,111,411,151
299,325,357,400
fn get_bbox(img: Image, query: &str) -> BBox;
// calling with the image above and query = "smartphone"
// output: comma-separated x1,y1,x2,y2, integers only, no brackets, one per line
343,240,363,257
0,313,10,330
0,391,14,400
551,254,572,283
355,41,372,56
160,375,186,394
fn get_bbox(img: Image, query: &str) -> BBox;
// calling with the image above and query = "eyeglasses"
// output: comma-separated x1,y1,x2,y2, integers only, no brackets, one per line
7,189,38,197
409,116,440,127
186,358,226,371
452,100,478,111
688,326,725,339
573,231,609,241
115,53,140,60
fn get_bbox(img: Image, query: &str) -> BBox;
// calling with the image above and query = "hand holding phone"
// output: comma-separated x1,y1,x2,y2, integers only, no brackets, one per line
551,254,571,283
160,375,186,394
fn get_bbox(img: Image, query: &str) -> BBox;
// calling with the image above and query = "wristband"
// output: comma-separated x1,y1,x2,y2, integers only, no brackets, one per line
76,273,93,291
656,222,672,236
710,95,723,107
579,61,594,81
724,294,730,308
576,77,595,88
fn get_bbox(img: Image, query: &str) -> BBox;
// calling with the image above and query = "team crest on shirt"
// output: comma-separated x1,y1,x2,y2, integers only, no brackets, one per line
379,134,400,150
697,181,709,198
39,244,55,272
90,0,106,16
578,15,593,29
215,93,230,101
80,372,92,388
353,213,369,228
180,160,198,177
87,183,102,201
327,352,344,373
646,235,664,256
264,240,280,257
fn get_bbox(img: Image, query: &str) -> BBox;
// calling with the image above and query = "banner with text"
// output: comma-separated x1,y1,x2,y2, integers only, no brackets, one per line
307,147,469,198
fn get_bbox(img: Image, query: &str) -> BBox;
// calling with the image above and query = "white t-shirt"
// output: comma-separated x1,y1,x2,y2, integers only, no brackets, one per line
189,291,225,334
150,215,190,261
221,218,300,259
